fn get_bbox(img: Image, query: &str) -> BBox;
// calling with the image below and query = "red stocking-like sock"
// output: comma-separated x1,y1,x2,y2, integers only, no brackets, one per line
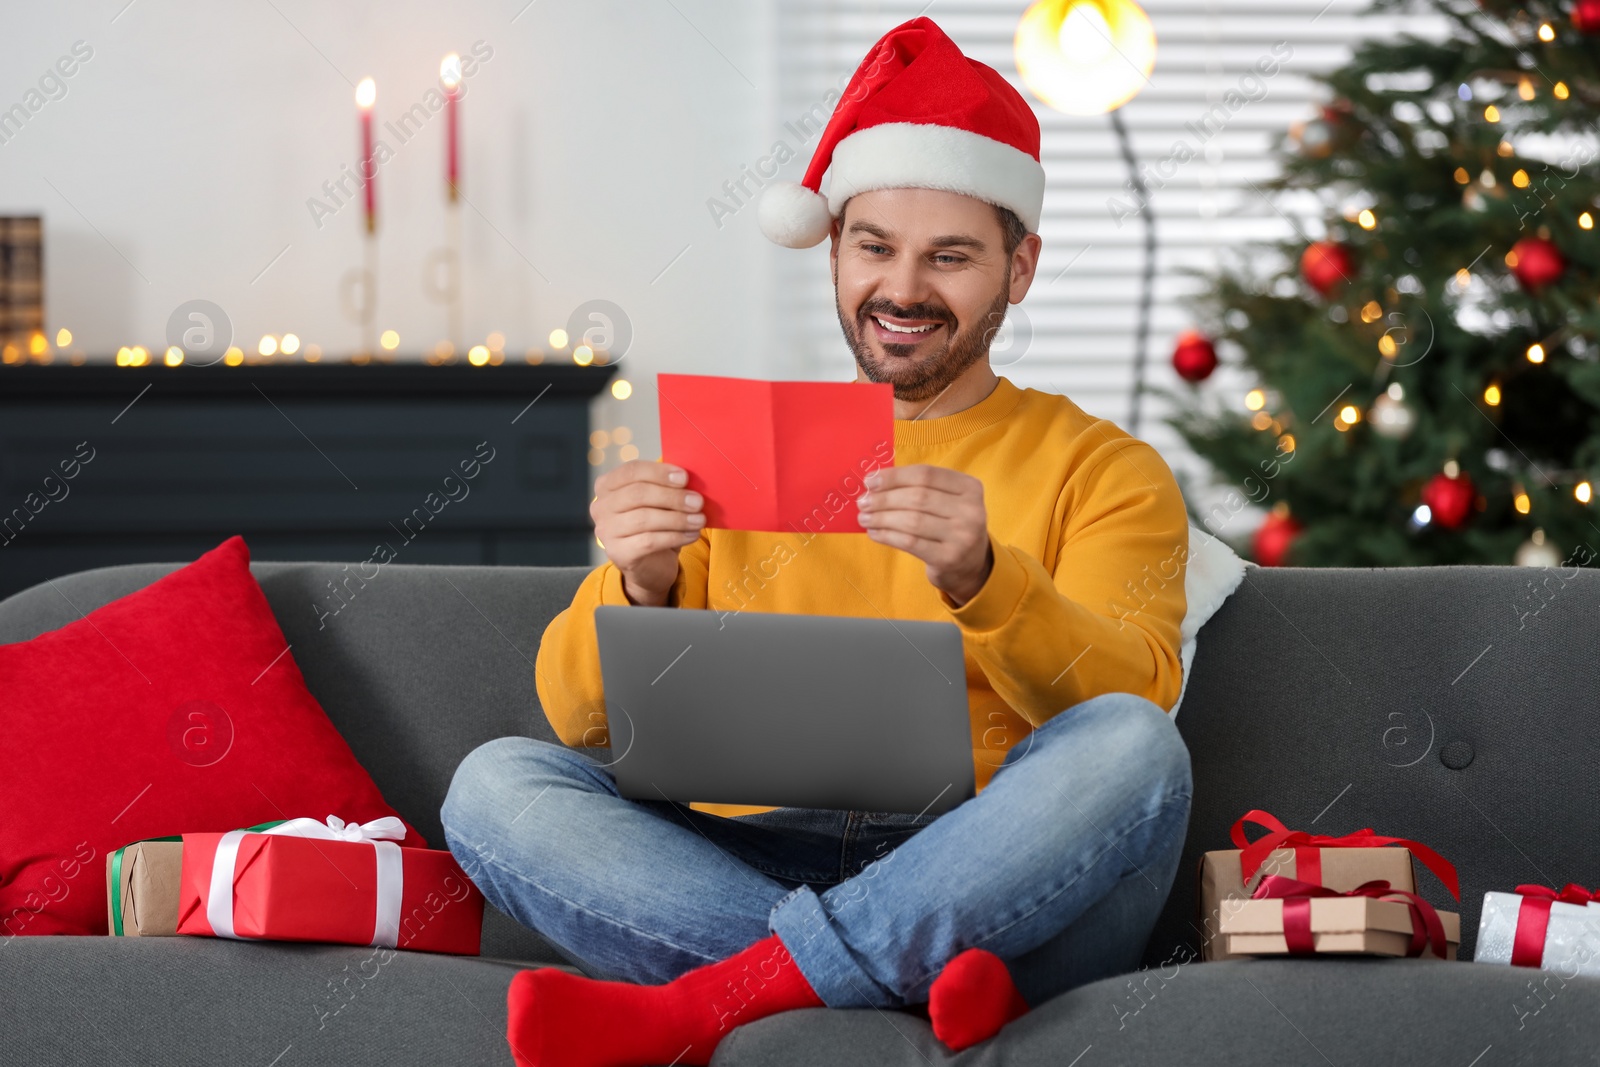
927,946,1031,1051
505,932,824,1067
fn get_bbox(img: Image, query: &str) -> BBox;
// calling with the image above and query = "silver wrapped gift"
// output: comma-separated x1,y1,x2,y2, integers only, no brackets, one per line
1474,891,1600,974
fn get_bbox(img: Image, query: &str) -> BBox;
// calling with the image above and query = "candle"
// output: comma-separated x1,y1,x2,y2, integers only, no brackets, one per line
440,54,462,202
356,77,377,233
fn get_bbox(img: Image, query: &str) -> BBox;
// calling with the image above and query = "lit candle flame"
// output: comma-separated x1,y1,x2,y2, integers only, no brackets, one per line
440,54,463,90
356,77,376,110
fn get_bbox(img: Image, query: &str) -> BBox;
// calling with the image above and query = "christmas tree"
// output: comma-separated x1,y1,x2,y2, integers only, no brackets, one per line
1162,0,1600,568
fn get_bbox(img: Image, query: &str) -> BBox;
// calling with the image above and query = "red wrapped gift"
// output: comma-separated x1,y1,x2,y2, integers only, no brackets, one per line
177,816,483,955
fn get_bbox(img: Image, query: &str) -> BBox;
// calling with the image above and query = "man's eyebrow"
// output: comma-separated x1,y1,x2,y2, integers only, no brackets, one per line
928,235,986,251
845,220,893,240
845,221,987,252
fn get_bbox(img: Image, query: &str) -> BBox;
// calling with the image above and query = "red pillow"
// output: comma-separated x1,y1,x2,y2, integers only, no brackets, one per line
0,536,424,936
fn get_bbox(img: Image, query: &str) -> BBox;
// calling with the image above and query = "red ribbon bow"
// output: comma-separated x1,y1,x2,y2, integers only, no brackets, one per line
1250,874,1450,960
1509,883,1599,968
1230,810,1461,900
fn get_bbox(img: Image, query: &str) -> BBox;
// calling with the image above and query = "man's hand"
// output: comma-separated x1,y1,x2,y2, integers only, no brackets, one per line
591,460,705,607
856,464,994,607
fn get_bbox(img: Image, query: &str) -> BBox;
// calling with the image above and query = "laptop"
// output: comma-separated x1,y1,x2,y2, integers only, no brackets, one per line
593,605,975,816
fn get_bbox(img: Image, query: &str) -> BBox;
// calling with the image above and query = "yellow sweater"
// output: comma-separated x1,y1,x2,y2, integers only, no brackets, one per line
535,376,1190,818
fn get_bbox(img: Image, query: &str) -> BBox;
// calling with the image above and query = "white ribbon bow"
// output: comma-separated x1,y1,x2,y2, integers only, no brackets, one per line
206,815,405,948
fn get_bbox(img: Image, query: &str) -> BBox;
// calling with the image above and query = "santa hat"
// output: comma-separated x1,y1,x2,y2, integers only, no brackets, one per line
758,16,1045,249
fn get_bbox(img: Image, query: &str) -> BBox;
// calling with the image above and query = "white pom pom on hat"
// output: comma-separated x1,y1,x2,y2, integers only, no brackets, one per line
756,16,1044,249
757,181,834,248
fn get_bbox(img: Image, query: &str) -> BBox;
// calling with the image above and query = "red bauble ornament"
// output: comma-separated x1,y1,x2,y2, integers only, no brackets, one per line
1300,241,1355,296
1510,237,1565,290
1421,471,1476,529
1253,509,1304,567
1172,330,1218,382
1573,0,1600,34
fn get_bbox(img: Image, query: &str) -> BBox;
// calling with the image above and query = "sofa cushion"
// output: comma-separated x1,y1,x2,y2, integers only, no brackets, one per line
0,936,545,1067
715,958,1600,1065
0,537,424,937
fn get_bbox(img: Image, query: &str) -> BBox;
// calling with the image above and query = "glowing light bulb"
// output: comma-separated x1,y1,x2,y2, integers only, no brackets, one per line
1015,0,1156,116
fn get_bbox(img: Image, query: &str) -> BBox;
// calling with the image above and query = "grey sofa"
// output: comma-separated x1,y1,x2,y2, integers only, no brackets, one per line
3,558,1598,1065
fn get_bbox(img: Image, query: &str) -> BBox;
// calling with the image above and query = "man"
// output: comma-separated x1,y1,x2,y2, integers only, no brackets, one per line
442,17,1192,1067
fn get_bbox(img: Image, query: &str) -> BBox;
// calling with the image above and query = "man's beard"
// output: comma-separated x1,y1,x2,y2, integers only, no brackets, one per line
836,277,1012,403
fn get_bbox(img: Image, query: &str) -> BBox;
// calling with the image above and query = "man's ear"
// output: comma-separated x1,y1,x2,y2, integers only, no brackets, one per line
1007,232,1044,304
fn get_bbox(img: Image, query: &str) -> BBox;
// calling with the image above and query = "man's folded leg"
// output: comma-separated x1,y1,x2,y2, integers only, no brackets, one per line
440,736,852,1067
441,735,817,983
768,690,1194,1011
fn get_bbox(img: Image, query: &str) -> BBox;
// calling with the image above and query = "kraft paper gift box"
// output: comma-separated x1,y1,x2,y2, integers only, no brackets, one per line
1200,809,1461,962
1475,887,1600,975
1199,846,1418,961
176,822,484,955
106,839,184,937
1219,894,1460,960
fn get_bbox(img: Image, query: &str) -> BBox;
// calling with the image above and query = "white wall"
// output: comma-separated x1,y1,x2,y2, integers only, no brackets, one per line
1,0,791,470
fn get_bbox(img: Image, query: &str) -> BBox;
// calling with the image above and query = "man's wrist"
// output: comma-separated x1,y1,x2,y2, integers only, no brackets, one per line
943,541,995,608
621,575,671,608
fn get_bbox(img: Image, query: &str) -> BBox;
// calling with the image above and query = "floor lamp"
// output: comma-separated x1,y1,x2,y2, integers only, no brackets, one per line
1015,0,1158,437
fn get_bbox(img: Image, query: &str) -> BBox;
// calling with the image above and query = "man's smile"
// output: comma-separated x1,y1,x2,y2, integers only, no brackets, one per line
866,311,948,348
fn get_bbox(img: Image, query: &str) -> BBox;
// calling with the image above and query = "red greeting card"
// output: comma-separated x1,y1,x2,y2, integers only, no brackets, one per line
657,374,894,534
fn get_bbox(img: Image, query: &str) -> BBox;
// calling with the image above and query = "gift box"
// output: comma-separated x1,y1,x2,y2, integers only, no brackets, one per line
1199,810,1460,961
176,816,484,955
1475,885,1600,975
1219,876,1460,960
107,839,184,937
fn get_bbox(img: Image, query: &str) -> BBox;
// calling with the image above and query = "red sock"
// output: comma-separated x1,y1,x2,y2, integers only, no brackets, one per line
927,947,1031,1051
506,932,824,1067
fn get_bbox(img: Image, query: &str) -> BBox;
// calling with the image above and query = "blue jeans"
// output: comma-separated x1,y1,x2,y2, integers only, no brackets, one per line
441,691,1192,1010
